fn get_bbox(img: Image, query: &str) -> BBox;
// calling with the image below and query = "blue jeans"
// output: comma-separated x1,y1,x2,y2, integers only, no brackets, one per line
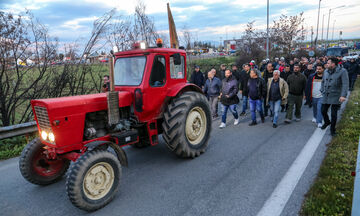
312,97,323,124
269,99,281,124
221,104,238,123
242,96,248,113
249,98,264,122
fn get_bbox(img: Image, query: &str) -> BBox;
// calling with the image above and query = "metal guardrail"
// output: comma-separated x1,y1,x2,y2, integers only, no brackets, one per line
0,121,37,140
352,136,360,216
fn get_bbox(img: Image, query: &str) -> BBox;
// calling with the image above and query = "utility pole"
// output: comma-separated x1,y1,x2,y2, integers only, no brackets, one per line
314,0,321,48
332,19,336,41
326,5,345,48
266,0,269,59
326,9,331,49
321,14,325,42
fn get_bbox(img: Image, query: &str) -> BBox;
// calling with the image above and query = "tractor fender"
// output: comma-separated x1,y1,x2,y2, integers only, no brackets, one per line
166,83,203,97
85,141,128,167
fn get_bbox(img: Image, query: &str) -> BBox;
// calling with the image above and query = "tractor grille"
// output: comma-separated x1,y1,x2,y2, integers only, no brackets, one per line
34,106,51,131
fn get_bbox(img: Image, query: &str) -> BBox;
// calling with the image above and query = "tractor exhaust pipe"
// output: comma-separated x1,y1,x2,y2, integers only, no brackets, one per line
107,55,120,126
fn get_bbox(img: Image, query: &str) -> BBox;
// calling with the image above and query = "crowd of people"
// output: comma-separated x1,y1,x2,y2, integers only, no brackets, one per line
190,55,360,136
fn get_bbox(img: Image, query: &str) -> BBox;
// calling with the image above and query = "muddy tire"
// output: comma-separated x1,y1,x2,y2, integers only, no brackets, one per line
19,138,70,185
162,91,212,158
66,149,121,211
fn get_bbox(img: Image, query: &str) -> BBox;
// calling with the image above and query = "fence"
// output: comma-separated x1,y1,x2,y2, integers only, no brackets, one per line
0,121,37,142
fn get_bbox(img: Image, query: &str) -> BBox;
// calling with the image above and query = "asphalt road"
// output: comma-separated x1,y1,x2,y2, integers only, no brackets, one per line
0,100,340,216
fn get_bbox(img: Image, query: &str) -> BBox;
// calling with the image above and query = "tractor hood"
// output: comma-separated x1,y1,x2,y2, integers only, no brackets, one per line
31,91,133,117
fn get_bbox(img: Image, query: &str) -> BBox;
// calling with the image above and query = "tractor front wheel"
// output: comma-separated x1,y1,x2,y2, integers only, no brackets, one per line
162,91,212,158
19,138,70,185
66,149,121,211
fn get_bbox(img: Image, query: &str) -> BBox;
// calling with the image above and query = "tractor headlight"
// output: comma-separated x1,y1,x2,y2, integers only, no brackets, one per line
140,42,146,49
41,131,48,140
48,132,55,142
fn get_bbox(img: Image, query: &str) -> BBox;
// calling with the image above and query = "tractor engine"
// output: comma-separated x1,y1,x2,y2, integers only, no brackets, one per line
83,107,131,141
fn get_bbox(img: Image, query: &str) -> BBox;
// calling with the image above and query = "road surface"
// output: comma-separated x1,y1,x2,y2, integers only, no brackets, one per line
0,101,340,216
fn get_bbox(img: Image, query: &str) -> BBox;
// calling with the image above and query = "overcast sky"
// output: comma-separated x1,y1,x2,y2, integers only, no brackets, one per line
1,0,360,45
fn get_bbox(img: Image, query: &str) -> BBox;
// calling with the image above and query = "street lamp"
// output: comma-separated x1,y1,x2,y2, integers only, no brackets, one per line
314,0,321,48
266,0,269,59
321,14,325,42
326,5,345,48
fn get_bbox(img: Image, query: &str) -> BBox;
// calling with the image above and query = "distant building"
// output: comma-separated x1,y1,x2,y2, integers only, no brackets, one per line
224,38,268,51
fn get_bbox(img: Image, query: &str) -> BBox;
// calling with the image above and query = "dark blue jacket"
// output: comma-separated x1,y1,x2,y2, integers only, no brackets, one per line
190,70,205,88
204,77,222,97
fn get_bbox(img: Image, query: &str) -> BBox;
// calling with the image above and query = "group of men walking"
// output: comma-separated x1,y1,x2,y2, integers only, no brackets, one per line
190,55,355,136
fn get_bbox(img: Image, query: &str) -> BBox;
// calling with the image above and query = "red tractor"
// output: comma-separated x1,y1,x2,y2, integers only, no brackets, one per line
19,43,212,211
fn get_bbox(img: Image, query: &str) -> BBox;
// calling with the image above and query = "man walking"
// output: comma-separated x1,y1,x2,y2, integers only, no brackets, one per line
219,69,240,128
321,57,349,136
204,70,222,119
239,63,251,116
218,64,227,80
266,70,289,128
344,58,359,91
285,64,307,123
232,64,241,82
248,69,266,126
263,62,275,116
305,63,324,128
190,65,205,89
280,64,292,112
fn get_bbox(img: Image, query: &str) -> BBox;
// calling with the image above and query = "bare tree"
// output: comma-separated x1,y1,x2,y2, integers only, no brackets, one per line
61,9,115,96
134,1,160,46
235,21,266,65
270,12,305,56
107,15,135,51
181,25,192,50
0,11,58,126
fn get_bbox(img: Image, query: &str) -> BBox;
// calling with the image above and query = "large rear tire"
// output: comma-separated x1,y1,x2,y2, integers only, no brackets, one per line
19,138,70,185
66,149,121,211
162,91,212,158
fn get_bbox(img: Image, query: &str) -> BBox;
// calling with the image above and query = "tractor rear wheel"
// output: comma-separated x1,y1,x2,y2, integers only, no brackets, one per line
66,149,121,211
19,138,70,185
162,91,211,158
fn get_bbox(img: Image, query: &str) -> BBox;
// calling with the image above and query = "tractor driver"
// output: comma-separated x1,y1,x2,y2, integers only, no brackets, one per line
150,56,166,87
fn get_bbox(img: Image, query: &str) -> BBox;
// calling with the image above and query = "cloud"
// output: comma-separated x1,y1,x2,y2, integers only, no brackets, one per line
61,16,98,30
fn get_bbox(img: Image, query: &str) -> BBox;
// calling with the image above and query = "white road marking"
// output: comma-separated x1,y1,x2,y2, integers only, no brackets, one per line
256,128,327,216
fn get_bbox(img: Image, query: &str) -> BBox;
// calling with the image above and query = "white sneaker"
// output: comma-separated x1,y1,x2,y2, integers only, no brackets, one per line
234,118,239,125
219,122,226,128
317,123,322,128
312,118,316,123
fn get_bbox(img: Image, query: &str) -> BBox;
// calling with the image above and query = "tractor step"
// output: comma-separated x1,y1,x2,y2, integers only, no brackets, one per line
111,130,139,146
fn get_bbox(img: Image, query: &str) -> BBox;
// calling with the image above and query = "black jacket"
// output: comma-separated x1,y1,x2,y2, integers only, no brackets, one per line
232,69,241,82
247,77,266,100
190,70,205,88
216,69,226,80
263,69,273,84
280,70,292,81
303,69,314,79
344,61,359,75
239,70,250,96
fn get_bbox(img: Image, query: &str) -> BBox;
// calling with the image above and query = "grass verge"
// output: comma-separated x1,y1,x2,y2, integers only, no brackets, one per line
0,135,35,160
300,80,360,215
